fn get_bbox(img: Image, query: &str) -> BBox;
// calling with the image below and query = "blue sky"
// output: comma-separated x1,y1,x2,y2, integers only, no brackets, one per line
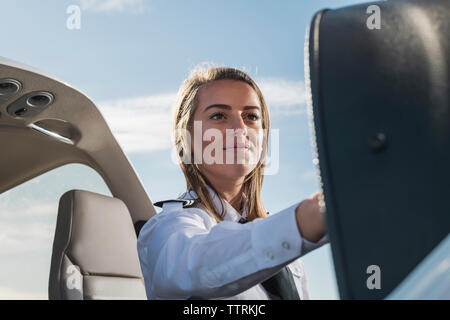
0,0,371,299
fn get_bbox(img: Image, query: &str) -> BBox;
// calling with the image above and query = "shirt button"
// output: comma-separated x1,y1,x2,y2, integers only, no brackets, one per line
266,251,275,260
282,241,291,250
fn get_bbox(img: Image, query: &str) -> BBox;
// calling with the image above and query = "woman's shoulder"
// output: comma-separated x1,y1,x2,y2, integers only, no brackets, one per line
152,190,204,217
137,196,214,260
152,198,209,225
139,193,215,238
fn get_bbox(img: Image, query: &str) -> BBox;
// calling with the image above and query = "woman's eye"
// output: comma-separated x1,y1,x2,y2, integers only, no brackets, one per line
246,113,261,121
210,113,225,120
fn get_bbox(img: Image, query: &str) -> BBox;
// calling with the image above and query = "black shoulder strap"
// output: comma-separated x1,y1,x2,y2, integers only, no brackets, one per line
153,199,199,209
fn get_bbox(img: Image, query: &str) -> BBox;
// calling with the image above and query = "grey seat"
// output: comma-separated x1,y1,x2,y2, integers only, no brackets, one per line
48,190,147,300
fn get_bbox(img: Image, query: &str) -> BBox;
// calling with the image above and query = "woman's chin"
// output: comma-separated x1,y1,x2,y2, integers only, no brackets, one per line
207,163,255,179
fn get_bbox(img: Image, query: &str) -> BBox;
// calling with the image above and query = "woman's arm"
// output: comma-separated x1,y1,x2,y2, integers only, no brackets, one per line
137,200,328,299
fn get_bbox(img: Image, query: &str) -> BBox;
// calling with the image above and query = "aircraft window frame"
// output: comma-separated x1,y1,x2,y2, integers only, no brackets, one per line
0,163,111,299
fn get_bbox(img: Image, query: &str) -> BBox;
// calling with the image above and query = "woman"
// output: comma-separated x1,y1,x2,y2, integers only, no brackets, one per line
137,64,328,300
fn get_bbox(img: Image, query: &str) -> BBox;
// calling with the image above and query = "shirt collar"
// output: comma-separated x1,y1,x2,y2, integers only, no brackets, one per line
178,185,248,222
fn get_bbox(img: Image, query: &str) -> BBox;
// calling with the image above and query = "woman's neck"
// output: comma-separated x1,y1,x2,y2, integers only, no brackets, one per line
206,175,244,212
219,187,243,212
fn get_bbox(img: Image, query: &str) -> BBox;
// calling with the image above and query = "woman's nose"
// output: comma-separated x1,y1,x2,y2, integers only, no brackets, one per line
231,115,247,133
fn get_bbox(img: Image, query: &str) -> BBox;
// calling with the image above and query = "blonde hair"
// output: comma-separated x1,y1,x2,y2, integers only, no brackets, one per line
173,62,270,222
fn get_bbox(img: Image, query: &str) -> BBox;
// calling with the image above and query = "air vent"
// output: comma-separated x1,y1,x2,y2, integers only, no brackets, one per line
7,91,54,118
0,79,21,95
26,92,53,108
0,79,22,103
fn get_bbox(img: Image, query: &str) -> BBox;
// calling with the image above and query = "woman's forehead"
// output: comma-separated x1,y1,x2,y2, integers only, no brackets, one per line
197,80,260,110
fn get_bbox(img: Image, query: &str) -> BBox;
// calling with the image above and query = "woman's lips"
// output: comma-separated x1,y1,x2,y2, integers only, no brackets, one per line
223,146,249,150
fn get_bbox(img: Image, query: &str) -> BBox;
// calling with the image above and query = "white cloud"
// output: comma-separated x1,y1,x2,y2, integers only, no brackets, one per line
97,78,306,154
0,286,46,300
0,200,57,255
0,221,55,255
0,202,57,219
78,0,146,14
257,77,306,116
98,92,177,154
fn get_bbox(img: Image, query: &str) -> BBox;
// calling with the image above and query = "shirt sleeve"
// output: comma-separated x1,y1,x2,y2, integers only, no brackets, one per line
137,202,329,299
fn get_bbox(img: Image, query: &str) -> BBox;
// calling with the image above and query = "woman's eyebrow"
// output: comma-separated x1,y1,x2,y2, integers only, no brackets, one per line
203,104,260,112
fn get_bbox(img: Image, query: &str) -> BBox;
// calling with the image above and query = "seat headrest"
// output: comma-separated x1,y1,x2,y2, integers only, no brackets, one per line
53,189,143,277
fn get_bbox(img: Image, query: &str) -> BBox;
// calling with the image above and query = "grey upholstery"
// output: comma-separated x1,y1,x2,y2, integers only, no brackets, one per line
49,190,147,300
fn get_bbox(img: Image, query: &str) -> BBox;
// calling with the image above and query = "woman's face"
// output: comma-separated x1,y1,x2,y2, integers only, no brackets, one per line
191,79,264,183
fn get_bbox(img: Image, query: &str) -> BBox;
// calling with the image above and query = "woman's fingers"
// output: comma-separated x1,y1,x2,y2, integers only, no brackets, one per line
313,192,326,212
295,192,326,243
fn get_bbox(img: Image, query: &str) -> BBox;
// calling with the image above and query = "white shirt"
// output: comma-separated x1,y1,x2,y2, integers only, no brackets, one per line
137,185,329,300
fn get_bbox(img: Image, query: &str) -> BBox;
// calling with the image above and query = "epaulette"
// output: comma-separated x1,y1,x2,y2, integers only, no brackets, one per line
153,199,198,209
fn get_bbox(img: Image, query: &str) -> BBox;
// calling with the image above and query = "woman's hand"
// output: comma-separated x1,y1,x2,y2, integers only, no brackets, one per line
295,192,326,243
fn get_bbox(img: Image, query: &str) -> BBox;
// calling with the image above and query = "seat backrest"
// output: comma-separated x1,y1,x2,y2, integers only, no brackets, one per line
49,190,147,300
